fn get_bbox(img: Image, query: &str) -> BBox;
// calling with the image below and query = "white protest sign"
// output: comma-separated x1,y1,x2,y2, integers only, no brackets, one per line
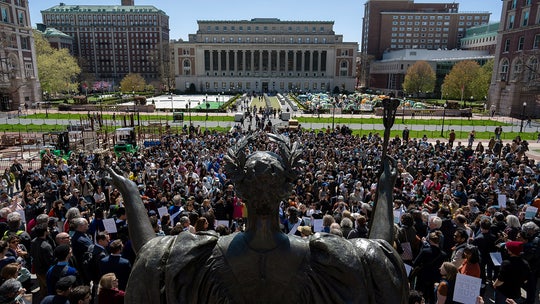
313,219,324,233
453,273,482,304
498,194,507,209
157,207,168,218
102,218,117,234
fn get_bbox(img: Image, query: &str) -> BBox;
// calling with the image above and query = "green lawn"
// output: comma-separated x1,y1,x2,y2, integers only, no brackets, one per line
0,123,537,141
295,116,510,126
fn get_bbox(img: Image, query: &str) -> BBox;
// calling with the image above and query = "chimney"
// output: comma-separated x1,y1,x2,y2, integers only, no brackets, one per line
121,0,134,5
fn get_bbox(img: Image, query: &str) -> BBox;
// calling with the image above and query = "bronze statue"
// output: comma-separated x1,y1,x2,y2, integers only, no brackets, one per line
106,100,407,303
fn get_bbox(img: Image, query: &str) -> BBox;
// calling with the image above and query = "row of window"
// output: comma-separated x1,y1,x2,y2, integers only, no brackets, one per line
202,81,329,91
391,32,449,38
391,27,450,32
45,13,159,22
393,15,450,20
53,26,162,33
392,21,450,26
204,25,328,33
1,6,27,26
392,14,488,21
506,7,540,30
498,56,537,82
509,0,533,10
391,38,448,43
390,44,448,50
503,34,540,52
202,36,329,44
461,36,496,45
80,32,158,38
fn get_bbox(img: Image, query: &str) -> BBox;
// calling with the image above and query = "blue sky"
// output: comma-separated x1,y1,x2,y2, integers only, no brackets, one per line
29,0,503,45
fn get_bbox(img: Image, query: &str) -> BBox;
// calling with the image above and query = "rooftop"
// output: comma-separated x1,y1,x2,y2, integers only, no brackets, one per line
42,4,166,15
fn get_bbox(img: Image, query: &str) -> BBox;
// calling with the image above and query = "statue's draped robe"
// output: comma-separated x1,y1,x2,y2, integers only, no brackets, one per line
126,231,408,304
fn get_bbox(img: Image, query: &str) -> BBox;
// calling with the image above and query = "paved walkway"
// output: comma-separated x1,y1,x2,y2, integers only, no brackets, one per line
1,107,540,160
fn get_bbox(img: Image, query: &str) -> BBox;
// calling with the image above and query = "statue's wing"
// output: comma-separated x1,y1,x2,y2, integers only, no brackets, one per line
125,236,176,304
308,234,409,304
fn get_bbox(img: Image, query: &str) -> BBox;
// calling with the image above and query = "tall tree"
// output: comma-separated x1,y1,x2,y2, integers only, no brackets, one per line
120,73,147,93
470,59,493,101
441,60,481,101
402,61,436,97
34,30,81,97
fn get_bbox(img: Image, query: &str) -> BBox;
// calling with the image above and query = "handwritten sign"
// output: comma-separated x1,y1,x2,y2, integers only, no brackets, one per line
525,206,538,220
453,273,482,304
102,218,117,234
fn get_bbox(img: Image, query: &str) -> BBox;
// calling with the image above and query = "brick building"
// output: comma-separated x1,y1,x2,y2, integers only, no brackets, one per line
489,0,540,118
360,0,490,87
41,1,169,86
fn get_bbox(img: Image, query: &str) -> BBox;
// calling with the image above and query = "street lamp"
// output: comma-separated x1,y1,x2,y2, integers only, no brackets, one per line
520,101,527,133
170,92,174,113
332,97,337,131
43,91,49,118
440,102,447,137
188,100,192,125
402,97,406,123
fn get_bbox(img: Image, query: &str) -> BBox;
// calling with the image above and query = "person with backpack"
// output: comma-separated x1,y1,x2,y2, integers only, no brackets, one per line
45,245,80,295
30,227,54,302
520,222,540,304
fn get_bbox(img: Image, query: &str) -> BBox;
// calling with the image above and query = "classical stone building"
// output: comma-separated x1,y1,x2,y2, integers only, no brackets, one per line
0,0,41,110
489,0,540,118
41,2,169,85
173,18,358,94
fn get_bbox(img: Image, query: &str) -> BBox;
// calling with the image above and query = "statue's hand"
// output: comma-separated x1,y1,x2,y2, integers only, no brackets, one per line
104,166,137,195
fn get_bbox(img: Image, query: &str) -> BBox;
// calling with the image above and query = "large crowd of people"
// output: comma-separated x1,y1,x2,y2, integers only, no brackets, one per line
0,123,538,304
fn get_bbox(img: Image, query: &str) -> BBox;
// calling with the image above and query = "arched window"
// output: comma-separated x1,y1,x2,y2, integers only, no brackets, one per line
183,59,191,76
339,60,348,76
512,58,522,81
527,57,538,82
499,58,509,81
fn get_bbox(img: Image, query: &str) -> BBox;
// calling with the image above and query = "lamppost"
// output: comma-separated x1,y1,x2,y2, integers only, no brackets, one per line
332,97,337,131
44,91,49,118
188,100,192,125
170,92,173,113
440,102,447,137
520,101,527,133
402,97,406,123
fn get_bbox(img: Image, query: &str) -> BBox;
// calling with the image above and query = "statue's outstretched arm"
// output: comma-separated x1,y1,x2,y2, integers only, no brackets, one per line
105,167,155,253
368,155,398,243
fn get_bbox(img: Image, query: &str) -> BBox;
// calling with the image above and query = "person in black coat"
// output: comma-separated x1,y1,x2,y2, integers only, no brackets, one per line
411,231,447,304
493,241,530,304
472,218,498,284
89,232,109,299
99,239,131,291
